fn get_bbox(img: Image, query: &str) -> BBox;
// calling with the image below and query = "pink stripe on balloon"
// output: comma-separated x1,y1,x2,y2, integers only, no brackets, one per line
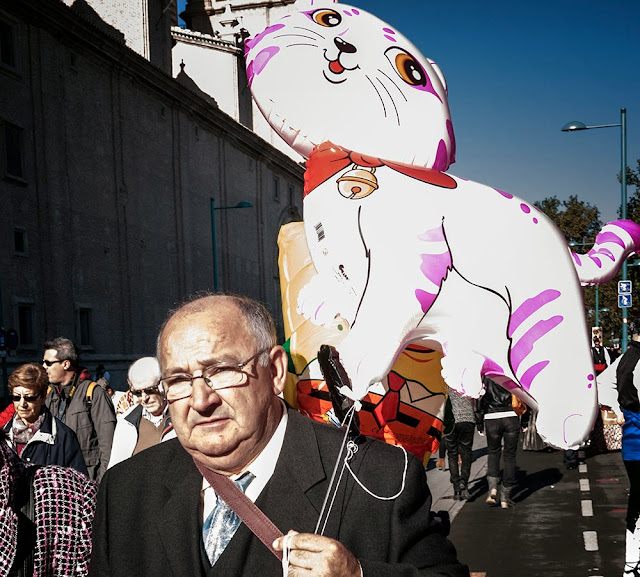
572,253,582,266
508,290,561,337
588,248,615,262
418,226,446,242
594,230,625,249
482,358,504,376
415,288,437,314
519,360,549,391
611,219,640,244
432,140,448,171
511,315,563,373
446,119,456,163
420,252,452,286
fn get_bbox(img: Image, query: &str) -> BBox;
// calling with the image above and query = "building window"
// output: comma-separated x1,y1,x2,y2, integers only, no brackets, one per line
76,307,93,348
17,303,34,347
3,121,24,179
273,176,280,202
0,20,15,68
13,227,27,255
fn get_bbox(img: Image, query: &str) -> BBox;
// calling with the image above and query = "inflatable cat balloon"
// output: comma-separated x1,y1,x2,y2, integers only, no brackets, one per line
245,0,640,448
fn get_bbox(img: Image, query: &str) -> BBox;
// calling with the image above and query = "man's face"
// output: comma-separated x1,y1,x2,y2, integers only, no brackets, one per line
42,349,71,385
159,301,285,474
130,380,166,416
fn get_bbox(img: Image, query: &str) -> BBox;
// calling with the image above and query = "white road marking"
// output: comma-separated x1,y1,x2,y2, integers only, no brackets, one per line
581,500,593,517
580,478,590,492
579,463,587,473
583,531,599,551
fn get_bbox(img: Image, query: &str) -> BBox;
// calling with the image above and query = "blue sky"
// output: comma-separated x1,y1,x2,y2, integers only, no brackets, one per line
178,0,640,224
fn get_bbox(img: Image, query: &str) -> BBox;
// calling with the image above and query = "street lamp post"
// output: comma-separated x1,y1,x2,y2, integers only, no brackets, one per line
210,199,253,291
562,108,628,351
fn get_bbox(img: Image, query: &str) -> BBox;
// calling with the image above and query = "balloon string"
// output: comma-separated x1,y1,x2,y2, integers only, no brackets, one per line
281,533,294,576
345,443,408,500
313,405,356,535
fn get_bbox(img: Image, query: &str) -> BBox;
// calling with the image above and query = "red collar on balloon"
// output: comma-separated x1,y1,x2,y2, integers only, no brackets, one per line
304,142,457,197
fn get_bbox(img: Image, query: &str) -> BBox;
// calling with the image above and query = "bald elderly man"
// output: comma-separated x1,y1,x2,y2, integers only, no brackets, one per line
91,294,468,576
107,357,175,468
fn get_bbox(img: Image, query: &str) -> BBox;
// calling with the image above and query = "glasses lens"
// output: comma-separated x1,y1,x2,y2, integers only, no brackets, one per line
42,360,60,367
160,376,193,401
203,366,244,390
11,394,39,402
131,386,159,397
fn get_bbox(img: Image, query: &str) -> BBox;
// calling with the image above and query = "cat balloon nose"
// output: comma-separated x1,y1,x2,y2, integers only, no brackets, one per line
334,37,357,54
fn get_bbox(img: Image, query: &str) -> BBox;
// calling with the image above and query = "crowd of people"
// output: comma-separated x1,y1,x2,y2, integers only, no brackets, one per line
1,293,638,576
0,294,471,576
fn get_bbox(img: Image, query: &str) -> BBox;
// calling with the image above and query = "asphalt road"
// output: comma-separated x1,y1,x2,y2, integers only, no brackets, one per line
426,433,628,577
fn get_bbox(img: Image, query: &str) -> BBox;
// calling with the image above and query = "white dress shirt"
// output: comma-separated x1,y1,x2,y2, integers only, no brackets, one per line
201,402,288,523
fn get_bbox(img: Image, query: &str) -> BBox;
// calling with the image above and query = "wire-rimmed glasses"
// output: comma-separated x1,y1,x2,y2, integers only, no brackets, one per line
158,349,269,402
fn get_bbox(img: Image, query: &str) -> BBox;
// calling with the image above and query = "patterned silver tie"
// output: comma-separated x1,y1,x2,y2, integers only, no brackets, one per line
202,472,255,566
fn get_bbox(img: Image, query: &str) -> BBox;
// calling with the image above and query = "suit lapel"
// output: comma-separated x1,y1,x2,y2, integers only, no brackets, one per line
156,446,205,576
259,409,329,532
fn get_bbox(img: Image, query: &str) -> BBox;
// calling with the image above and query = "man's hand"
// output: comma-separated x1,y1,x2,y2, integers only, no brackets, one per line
273,530,361,576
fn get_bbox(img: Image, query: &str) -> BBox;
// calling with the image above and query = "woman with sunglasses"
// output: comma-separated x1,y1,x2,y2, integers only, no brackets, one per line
2,362,87,475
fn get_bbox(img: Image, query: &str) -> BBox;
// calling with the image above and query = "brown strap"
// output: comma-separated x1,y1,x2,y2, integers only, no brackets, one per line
194,460,284,561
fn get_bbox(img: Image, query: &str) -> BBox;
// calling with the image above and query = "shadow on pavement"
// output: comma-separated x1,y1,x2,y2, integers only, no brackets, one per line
467,465,563,504
511,467,563,502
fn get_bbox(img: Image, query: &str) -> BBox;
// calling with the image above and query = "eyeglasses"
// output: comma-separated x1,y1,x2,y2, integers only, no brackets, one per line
130,386,161,398
11,394,41,403
42,359,63,367
158,349,269,402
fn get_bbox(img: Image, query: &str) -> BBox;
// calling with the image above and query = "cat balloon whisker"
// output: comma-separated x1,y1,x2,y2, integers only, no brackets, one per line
375,77,400,124
376,68,408,102
285,43,321,49
293,26,325,40
274,33,320,42
365,74,388,118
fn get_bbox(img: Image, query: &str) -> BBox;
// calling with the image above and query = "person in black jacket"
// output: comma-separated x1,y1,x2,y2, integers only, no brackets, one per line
2,362,87,475
476,377,521,508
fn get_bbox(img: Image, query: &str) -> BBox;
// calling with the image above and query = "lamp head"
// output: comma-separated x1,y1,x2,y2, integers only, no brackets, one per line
561,121,588,132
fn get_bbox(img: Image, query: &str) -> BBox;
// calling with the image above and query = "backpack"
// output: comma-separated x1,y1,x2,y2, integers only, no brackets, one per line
46,381,99,406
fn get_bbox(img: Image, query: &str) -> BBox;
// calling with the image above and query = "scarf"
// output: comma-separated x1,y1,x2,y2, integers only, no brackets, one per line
12,412,46,445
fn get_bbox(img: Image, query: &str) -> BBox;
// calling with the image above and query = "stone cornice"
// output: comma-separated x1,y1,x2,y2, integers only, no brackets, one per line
171,26,241,55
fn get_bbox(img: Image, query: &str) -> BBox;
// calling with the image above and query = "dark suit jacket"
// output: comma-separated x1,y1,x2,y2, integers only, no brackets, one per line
90,408,468,576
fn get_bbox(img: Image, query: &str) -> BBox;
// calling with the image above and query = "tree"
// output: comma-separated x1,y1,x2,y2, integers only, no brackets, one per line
533,195,615,345
533,195,602,244
623,159,640,222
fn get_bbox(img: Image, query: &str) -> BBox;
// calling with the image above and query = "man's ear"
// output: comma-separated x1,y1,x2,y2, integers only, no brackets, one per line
62,360,72,372
269,346,289,396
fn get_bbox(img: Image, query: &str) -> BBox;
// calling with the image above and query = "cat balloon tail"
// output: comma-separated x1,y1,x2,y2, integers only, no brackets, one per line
245,0,640,449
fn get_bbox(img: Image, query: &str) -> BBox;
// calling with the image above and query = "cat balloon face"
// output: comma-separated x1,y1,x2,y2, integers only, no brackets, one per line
245,0,455,170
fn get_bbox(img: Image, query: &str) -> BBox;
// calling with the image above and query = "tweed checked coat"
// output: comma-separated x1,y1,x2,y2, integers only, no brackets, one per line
0,439,97,576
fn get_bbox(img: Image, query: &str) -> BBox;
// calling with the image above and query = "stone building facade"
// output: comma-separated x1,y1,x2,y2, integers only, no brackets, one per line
0,0,303,391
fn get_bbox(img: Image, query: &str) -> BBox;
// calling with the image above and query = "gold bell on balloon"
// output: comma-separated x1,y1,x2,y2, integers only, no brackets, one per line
337,164,379,200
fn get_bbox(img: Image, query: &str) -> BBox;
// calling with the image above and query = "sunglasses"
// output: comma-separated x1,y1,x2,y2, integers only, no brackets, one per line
131,386,161,397
11,394,41,403
42,359,63,367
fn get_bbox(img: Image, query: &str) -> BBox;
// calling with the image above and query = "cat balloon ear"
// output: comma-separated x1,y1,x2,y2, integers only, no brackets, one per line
427,59,448,96
295,0,338,8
